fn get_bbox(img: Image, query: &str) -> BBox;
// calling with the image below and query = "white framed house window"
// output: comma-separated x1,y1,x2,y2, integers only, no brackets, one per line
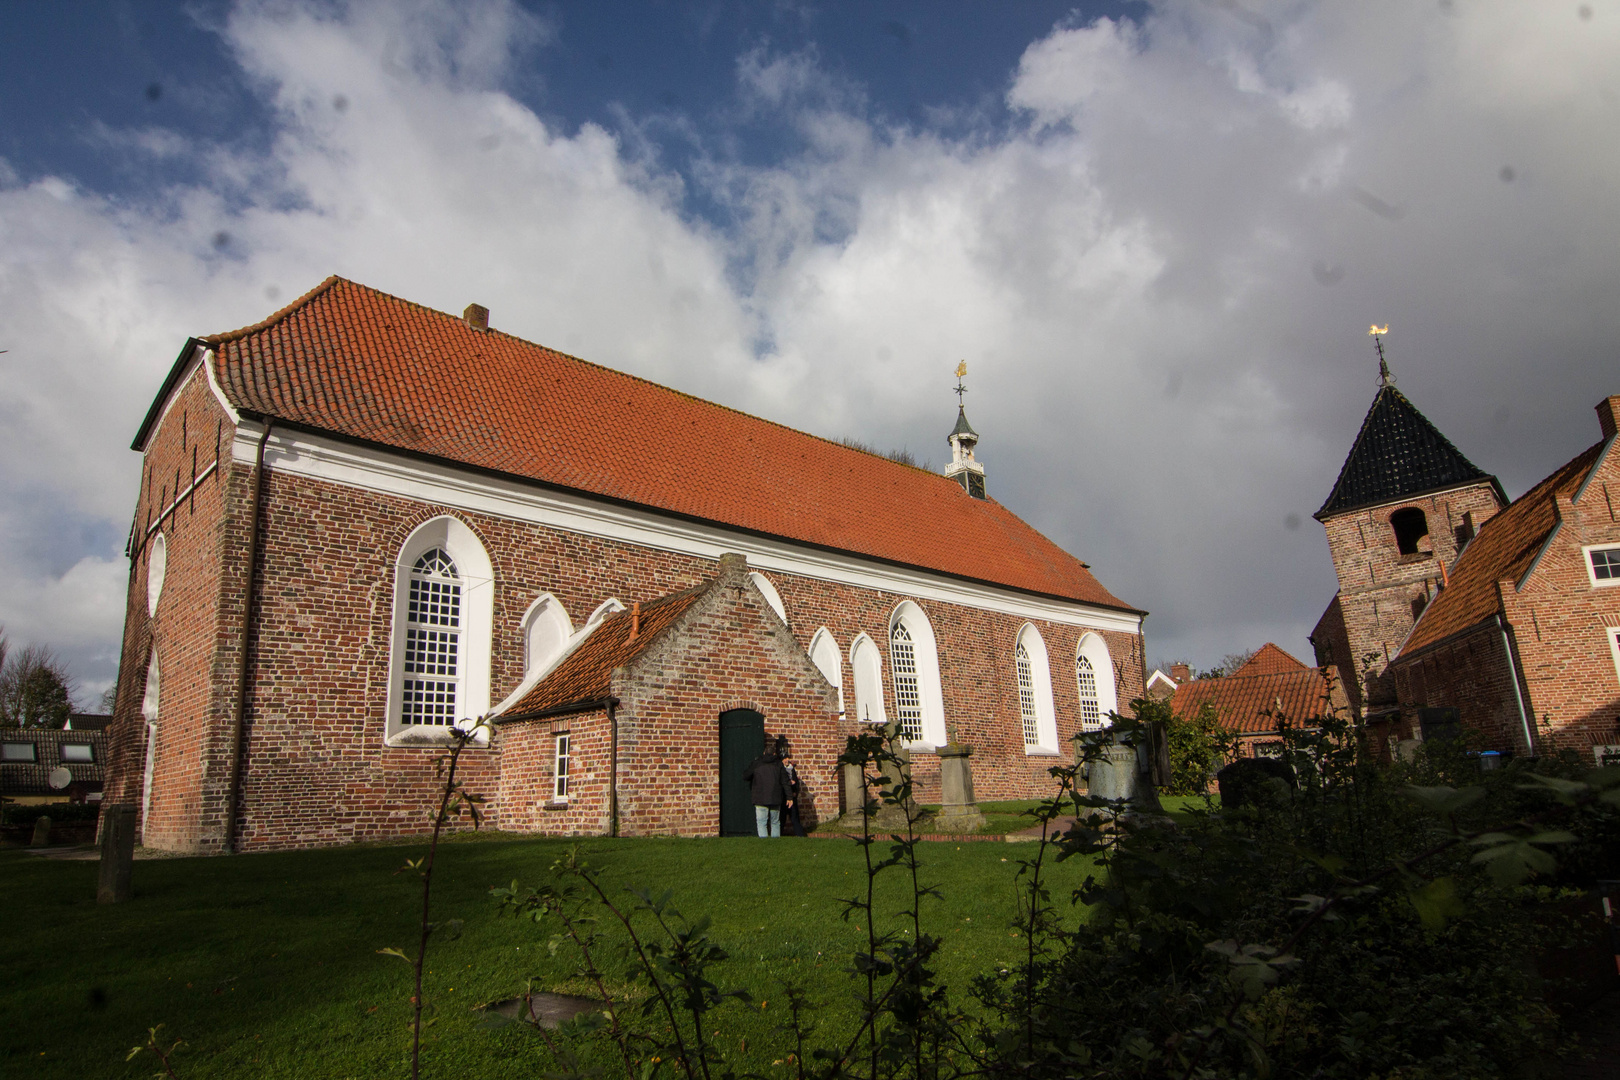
1586,545,1620,587
888,601,947,749
553,733,571,802
147,532,167,616
1608,626,1620,687
1015,625,1060,753
850,633,887,725
809,628,846,719
1076,632,1118,732
386,516,493,745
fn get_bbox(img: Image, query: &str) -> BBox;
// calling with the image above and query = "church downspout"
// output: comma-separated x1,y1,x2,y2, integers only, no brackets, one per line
225,419,274,853
608,699,620,838
1495,614,1535,755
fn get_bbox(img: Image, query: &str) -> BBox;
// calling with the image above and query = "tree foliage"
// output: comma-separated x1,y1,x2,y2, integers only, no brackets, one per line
0,640,75,729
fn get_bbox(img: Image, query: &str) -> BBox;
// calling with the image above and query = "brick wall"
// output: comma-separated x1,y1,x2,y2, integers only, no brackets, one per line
1318,482,1504,713
1390,621,1530,753
114,424,1144,852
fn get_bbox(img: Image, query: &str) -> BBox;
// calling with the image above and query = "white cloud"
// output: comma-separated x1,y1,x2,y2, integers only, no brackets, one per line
0,0,1616,688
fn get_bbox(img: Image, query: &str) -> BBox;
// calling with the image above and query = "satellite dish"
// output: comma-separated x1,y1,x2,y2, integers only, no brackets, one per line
48,767,72,790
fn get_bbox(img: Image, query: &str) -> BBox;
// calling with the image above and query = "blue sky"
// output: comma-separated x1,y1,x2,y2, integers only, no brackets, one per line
0,1,1616,704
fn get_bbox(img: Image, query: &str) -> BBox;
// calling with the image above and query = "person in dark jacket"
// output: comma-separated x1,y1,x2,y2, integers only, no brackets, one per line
741,739,790,837
778,738,807,837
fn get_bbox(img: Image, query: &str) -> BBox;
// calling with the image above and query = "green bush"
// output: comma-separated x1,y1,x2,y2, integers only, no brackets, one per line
1,801,101,826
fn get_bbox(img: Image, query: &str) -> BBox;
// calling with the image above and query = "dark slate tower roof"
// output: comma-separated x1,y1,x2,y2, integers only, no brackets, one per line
1316,384,1501,519
950,406,978,441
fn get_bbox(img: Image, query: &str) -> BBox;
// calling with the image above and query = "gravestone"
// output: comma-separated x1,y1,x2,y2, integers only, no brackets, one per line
30,815,52,848
97,804,137,904
1083,730,1164,814
871,742,924,831
934,743,987,831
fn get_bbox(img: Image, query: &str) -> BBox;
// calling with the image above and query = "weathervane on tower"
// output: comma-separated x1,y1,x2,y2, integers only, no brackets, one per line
1369,324,1393,386
944,360,986,499
954,360,968,404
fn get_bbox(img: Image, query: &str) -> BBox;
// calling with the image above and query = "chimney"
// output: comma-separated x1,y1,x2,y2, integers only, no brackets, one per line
1597,394,1620,441
463,303,489,332
628,601,641,641
1170,662,1192,684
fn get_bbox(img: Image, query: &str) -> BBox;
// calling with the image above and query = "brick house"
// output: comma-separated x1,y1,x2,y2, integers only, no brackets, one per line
1309,361,1507,717
1166,644,1347,757
1385,394,1620,762
105,277,1146,853
1,726,108,806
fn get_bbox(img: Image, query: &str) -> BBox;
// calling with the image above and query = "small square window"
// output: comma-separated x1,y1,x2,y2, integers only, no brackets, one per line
60,744,94,763
2,742,36,763
1591,547,1620,584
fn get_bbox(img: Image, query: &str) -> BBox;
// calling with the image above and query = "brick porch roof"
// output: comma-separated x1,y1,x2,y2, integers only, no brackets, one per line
1169,644,1337,735
162,277,1134,610
1401,439,1606,655
502,587,704,719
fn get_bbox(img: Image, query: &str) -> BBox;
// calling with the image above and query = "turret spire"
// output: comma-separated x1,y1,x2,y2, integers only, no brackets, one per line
943,361,986,499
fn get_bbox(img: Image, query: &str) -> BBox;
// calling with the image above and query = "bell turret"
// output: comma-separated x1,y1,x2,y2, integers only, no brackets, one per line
942,363,986,499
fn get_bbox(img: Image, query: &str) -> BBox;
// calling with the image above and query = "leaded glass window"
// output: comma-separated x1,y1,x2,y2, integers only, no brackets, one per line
890,623,924,742
1076,654,1101,731
402,547,461,726
1016,644,1040,746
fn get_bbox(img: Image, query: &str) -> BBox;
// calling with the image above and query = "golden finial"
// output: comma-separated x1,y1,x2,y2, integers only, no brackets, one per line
1369,324,1388,336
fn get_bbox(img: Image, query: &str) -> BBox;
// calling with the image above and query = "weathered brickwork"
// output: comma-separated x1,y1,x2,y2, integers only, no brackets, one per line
108,428,1145,852
1388,397,1620,757
1314,483,1504,712
104,361,242,853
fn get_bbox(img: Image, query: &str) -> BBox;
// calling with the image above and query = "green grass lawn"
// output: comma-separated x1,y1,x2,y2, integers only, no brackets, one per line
1,833,1100,1079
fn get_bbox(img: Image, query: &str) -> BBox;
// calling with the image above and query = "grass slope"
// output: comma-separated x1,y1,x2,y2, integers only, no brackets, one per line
1,833,1099,1078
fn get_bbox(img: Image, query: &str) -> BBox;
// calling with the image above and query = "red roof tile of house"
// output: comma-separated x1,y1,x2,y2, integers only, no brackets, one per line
1400,440,1606,655
189,277,1135,610
1230,643,1309,678
503,588,703,718
1169,661,1340,735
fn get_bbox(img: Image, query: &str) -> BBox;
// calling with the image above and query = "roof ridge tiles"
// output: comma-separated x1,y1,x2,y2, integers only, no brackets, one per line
201,275,344,345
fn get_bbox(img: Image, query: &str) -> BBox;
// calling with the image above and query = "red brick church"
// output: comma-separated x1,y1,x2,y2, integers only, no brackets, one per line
106,277,1146,853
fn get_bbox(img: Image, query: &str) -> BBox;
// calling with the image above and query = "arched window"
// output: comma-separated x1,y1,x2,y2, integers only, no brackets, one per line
888,602,947,747
387,517,493,744
1076,633,1118,732
521,593,572,674
809,628,845,719
1016,625,1059,752
147,533,167,617
140,655,160,832
748,572,788,625
1391,507,1429,555
850,633,887,725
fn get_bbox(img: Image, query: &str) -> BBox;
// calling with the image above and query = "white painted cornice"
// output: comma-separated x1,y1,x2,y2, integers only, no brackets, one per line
233,422,1143,636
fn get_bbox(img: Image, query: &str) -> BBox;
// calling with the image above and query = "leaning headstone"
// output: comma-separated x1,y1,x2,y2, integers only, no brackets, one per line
871,742,925,832
30,815,53,848
934,743,987,832
1083,730,1164,815
97,804,137,904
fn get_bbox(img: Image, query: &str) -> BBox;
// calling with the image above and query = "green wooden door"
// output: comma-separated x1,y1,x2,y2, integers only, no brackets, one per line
718,709,765,836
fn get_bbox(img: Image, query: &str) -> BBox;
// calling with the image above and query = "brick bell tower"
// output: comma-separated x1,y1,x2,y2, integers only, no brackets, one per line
1309,330,1507,717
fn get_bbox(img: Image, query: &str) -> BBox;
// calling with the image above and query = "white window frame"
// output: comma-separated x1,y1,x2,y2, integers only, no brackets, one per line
147,532,167,616
1608,626,1620,687
385,516,494,746
1584,545,1620,588
748,571,788,625
553,733,571,802
809,627,845,720
1015,624,1060,754
1076,632,1118,732
888,601,947,750
141,655,160,832
849,633,887,725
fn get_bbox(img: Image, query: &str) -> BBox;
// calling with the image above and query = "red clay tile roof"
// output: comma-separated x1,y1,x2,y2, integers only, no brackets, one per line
1170,664,1339,735
192,277,1135,610
1231,642,1308,678
1400,440,1606,655
503,588,703,718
